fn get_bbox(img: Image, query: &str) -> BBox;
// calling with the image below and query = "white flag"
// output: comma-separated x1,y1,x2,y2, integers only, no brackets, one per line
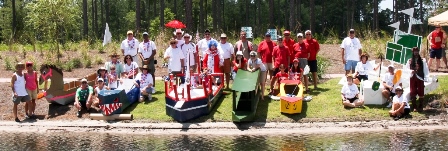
399,8,414,16
410,18,423,24
388,22,400,29
103,23,112,47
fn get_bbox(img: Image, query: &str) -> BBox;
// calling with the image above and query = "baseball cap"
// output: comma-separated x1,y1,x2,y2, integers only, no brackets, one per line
81,78,88,82
220,33,227,38
142,32,149,35
127,30,133,35
297,33,304,37
204,29,210,33
265,32,271,36
183,33,191,37
236,51,243,56
283,31,291,35
97,78,104,82
388,65,394,68
293,59,299,62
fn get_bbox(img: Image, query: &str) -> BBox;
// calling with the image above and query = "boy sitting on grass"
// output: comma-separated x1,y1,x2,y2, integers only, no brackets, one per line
389,86,410,120
341,74,364,108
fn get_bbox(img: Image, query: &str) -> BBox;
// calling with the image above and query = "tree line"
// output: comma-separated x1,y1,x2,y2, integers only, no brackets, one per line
0,0,447,45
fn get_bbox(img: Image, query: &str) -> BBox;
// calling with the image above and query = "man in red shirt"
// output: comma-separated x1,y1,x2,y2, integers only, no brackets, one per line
257,32,276,80
283,30,296,59
293,33,310,92
272,36,290,76
427,24,447,71
304,30,320,89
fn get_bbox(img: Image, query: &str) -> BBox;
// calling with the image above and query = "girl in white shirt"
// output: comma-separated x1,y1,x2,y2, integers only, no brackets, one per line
247,51,267,100
389,86,410,120
353,54,379,85
341,74,364,108
123,55,139,79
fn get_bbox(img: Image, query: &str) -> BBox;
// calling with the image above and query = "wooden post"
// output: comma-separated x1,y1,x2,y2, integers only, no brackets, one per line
173,84,178,101
203,79,207,96
187,84,191,101
208,75,212,94
164,80,168,96
169,74,174,88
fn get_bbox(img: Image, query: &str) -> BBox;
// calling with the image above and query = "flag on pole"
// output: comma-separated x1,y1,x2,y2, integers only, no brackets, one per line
410,18,423,24
103,23,112,46
195,29,200,43
388,22,400,29
399,8,414,16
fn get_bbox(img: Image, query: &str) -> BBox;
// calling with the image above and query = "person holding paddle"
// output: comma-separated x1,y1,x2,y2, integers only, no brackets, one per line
381,65,402,108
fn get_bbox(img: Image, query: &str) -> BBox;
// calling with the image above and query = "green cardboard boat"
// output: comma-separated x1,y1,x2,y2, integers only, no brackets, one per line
232,70,261,122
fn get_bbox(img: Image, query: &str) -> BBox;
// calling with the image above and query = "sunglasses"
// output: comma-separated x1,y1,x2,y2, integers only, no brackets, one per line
176,33,182,35
126,57,131,59
250,55,256,57
284,34,290,36
110,68,116,70
435,27,441,28
82,82,87,84
205,34,210,35
220,37,227,39
170,42,176,44
306,34,311,35
350,32,355,34
265,35,271,37
98,81,104,83
184,37,190,38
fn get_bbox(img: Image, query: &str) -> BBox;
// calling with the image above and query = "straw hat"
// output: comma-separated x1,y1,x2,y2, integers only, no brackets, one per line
108,52,121,58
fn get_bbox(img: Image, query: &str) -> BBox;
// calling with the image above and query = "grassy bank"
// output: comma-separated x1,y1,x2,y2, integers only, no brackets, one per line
125,76,447,123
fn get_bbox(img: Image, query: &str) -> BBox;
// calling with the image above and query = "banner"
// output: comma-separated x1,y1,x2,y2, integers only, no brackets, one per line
241,27,253,38
267,29,278,41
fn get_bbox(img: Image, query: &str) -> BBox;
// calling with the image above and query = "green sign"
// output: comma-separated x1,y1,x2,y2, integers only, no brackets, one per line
386,30,422,65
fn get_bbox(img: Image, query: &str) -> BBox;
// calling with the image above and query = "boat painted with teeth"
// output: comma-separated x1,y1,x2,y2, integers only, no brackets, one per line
97,79,140,116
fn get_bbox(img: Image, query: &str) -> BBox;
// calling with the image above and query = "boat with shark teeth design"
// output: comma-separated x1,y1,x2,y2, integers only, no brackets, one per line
39,64,97,105
97,79,140,116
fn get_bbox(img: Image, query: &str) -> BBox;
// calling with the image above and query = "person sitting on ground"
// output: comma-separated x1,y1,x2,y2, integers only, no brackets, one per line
123,54,139,79
134,65,154,102
11,62,31,122
289,59,303,81
389,86,410,120
353,54,379,85
382,65,402,108
74,78,94,117
96,67,108,86
247,51,267,100
341,74,364,108
92,78,109,107
232,51,247,79
270,64,289,95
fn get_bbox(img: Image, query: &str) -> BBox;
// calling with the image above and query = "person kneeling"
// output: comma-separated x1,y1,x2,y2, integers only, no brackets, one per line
134,65,154,102
389,86,410,120
341,74,364,108
75,78,94,117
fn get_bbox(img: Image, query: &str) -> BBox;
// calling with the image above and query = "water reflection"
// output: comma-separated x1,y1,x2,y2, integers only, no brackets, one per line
0,130,447,150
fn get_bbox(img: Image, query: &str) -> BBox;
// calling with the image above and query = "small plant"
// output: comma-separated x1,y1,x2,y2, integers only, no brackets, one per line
316,55,330,79
71,57,82,68
84,57,92,68
94,56,104,65
64,61,74,72
4,57,13,70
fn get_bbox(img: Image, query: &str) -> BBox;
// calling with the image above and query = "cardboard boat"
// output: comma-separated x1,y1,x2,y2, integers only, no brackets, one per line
39,64,96,105
97,79,140,116
278,80,304,114
231,70,262,122
165,73,224,122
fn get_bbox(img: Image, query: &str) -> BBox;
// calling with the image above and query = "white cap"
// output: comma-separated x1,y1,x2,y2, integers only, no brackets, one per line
81,78,88,82
236,51,243,56
396,86,403,90
388,65,394,68
97,78,104,82
297,33,304,37
183,33,191,37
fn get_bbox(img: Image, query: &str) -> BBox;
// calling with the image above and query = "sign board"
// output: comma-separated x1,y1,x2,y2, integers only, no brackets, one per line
241,27,253,38
387,30,422,65
267,29,278,41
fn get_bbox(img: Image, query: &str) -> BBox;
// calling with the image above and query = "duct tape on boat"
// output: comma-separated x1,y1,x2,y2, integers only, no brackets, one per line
174,101,185,108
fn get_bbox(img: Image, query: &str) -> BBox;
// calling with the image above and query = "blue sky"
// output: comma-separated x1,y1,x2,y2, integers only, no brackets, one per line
379,0,393,10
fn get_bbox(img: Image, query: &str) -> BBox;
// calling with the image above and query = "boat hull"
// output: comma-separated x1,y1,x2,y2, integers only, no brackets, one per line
98,80,140,116
279,81,304,114
45,90,77,105
165,89,223,122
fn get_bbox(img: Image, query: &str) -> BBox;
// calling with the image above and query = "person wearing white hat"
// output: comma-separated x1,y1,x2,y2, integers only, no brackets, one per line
11,62,31,122
218,33,234,89
75,78,94,117
389,86,410,120
304,30,320,89
232,51,247,79
293,33,310,92
341,29,362,75
121,30,140,62
92,78,109,107
138,32,157,87
180,33,197,73
247,51,267,100
174,29,185,48
382,65,402,108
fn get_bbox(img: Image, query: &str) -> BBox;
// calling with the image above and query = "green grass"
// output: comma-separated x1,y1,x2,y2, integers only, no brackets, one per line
125,76,448,123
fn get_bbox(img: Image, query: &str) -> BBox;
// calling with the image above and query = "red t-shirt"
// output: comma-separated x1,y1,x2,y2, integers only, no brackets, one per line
304,39,320,61
293,42,309,59
233,58,247,72
282,39,295,56
431,31,444,49
275,72,289,85
257,40,276,63
272,46,290,68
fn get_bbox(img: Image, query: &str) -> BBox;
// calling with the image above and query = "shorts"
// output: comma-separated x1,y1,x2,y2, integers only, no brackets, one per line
430,48,443,59
403,108,411,116
12,95,30,104
410,75,424,97
76,101,87,109
345,60,358,71
298,58,308,69
223,58,231,73
356,75,368,81
273,67,289,76
385,88,396,97
26,89,38,100
259,71,267,84
342,97,358,103
308,60,318,72
263,63,274,70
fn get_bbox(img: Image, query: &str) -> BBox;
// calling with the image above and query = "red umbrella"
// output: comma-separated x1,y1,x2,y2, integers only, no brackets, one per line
165,20,186,29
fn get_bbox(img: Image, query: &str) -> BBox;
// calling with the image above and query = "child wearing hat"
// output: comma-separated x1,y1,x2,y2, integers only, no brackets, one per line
289,59,304,81
134,65,154,102
232,51,247,79
341,74,364,108
92,78,110,107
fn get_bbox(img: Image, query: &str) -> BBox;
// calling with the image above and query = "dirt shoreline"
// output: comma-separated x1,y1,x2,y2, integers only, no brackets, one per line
0,119,447,135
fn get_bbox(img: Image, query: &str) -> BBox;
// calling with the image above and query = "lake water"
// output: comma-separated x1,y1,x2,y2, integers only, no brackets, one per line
0,129,447,150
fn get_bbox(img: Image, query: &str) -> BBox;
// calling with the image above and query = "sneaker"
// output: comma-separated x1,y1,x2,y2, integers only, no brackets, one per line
394,116,400,121
387,102,392,108
148,95,152,101
25,113,30,119
76,111,81,117
15,118,20,122
139,96,145,102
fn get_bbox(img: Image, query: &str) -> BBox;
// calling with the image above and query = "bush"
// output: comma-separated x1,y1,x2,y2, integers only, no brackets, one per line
84,57,92,68
4,57,13,70
94,56,104,65
63,61,74,72
316,55,330,79
71,58,82,68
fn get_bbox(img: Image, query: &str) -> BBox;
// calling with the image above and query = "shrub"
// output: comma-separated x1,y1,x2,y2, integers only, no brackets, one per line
84,57,92,68
94,56,104,65
63,61,74,72
71,57,82,68
4,57,13,70
316,55,330,79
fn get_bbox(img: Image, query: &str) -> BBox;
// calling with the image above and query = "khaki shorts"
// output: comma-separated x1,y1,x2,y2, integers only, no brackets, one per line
263,63,274,70
26,89,38,100
223,58,232,73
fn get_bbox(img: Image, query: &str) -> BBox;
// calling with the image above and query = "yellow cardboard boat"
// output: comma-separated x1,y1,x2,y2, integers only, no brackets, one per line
278,80,304,114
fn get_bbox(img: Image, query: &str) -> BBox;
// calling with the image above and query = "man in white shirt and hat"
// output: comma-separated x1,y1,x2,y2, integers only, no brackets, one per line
138,32,157,87
341,29,362,75
121,30,140,62
218,33,234,89
180,33,197,73
197,29,214,61
174,29,185,48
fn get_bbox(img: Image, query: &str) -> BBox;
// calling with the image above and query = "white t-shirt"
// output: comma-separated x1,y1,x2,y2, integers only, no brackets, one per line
138,40,157,59
393,95,410,109
355,62,374,75
164,46,185,72
218,42,234,59
95,86,107,96
340,37,362,61
123,62,139,73
248,58,267,72
181,42,197,66
197,38,214,57
121,38,140,56
135,73,153,88
176,39,185,48
341,83,359,99
108,73,119,89
382,73,401,93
